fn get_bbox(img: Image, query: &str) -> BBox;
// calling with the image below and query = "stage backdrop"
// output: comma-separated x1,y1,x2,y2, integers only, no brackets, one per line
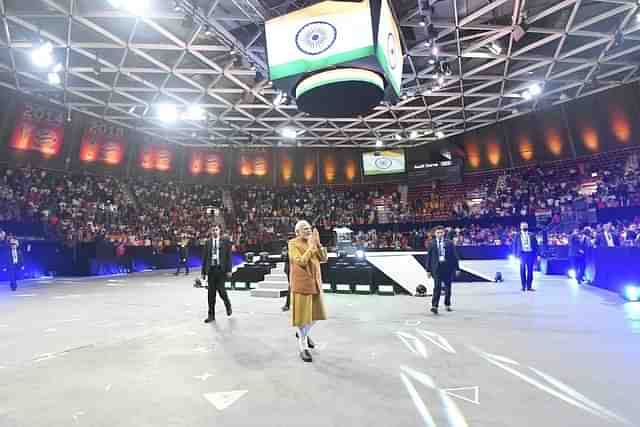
3,102,67,170
73,119,129,175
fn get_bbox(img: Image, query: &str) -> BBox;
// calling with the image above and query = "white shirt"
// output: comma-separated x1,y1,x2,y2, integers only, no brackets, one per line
438,239,446,262
11,246,18,264
521,232,531,252
211,238,220,266
605,233,615,247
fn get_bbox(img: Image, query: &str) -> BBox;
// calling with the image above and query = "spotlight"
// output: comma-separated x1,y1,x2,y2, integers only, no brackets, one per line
356,250,365,259
157,104,177,123
529,83,542,96
623,285,639,302
568,269,576,279
435,130,444,139
185,104,205,121
424,39,432,47
47,72,61,85
437,75,445,85
428,58,435,65
395,134,402,141
431,45,439,56
280,127,298,139
522,90,532,100
376,139,383,147
204,26,213,37
128,106,136,114
31,42,54,67
410,130,419,139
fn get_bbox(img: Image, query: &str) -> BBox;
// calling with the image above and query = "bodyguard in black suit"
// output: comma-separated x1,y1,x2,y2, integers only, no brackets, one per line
4,237,23,291
201,225,233,323
568,230,586,283
511,222,539,291
175,241,190,275
426,227,460,314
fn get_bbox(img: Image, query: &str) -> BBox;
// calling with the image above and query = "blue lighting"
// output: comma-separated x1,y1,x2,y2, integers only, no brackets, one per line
623,286,639,302
568,269,576,279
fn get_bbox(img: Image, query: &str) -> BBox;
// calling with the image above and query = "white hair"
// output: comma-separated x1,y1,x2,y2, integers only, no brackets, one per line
295,220,311,235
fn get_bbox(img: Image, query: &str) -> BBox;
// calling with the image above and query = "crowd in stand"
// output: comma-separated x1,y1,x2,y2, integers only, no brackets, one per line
1,148,640,251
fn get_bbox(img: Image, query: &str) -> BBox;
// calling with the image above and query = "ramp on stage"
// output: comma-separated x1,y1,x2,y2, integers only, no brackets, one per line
459,259,518,282
364,252,429,296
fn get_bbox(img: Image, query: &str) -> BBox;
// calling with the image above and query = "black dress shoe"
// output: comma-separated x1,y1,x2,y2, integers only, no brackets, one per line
445,306,453,312
204,317,215,323
300,350,312,362
527,288,536,292
295,332,315,349
430,307,438,315
10,285,17,291
281,305,290,312
226,306,232,316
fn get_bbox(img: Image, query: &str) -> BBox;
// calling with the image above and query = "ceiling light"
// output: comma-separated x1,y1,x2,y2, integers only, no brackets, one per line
376,139,383,147
204,26,213,37
280,127,298,139
402,94,408,100
431,45,439,56
428,58,435,65
173,1,182,12
410,130,419,139
522,90,532,100
424,39,432,47
31,42,54,67
129,106,136,114
109,0,148,14
47,72,61,85
437,75,445,85
185,105,205,121
529,83,542,96
435,131,444,139
157,104,178,123
395,134,402,141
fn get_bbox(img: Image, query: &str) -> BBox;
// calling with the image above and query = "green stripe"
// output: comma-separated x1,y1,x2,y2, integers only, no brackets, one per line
297,74,383,97
376,45,401,96
270,45,375,81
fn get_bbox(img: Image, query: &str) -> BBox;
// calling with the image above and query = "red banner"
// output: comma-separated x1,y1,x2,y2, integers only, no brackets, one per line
139,143,173,172
189,150,224,176
237,152,270,177
79,122,126,166
9,103,64,157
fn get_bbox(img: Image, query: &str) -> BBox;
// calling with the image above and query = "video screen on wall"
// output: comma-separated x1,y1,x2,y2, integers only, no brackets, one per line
362,149,405,176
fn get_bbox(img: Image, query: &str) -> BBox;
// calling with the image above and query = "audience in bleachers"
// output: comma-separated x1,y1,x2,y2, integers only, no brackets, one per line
1,148,639,250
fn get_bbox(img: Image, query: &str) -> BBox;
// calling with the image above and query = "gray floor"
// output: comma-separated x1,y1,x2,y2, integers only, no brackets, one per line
1,268,639,427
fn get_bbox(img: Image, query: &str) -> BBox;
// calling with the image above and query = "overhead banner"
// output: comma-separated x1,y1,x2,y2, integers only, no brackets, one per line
265,0,374,80
79,121,126,166
9,103,65,158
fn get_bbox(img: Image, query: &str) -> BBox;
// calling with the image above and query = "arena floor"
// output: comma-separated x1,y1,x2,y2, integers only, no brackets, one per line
1,270,639,427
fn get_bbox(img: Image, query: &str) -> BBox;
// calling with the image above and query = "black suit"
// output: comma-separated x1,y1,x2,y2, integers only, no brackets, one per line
426,239,459,308
282,248,291,308
175,244,190,274
595,232,619,248
511,232,539,290
201,238,233,318
568,234,586,282
4,243,23,291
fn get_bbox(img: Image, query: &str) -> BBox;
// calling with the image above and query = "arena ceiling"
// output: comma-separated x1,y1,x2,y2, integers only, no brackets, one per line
1,0,640,148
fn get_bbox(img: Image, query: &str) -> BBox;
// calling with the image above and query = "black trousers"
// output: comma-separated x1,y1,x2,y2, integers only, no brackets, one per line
570,255,585,282
520,253,535,290
8,263,18,290
432,268,453,308
176,258,189,274
284,271,291,307
207,268,231,317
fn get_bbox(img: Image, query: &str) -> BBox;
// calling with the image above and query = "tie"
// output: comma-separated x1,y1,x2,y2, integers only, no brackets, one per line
11,247,17,264
214,239,218,266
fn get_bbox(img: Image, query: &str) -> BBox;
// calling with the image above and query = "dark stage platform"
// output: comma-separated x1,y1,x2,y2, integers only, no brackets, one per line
0,270,638,427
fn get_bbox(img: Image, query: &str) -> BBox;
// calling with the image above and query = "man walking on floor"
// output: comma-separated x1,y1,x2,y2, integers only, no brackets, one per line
201,225,233,323
512,222,539,292
426,226,459,315
5,236,22,291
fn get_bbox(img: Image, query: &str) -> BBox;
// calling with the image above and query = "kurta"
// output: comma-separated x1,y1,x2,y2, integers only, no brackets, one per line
288,237,328,327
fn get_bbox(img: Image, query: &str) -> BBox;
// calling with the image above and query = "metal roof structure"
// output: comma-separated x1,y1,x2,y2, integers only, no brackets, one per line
1,0,639,148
